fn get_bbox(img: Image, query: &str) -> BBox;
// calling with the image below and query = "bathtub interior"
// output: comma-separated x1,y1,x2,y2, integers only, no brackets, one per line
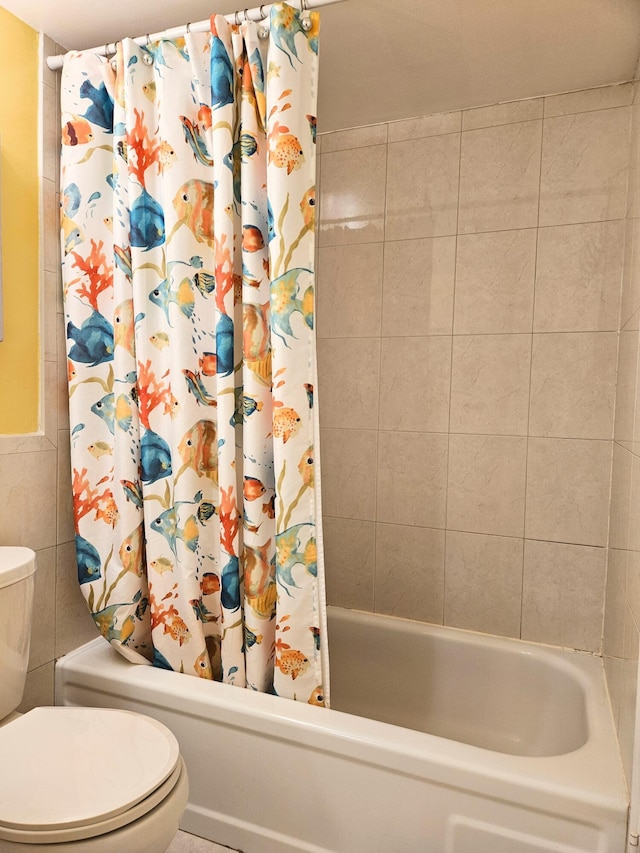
327,607,589,757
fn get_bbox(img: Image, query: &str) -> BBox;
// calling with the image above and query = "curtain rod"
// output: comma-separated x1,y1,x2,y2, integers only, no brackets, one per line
46,0,343,71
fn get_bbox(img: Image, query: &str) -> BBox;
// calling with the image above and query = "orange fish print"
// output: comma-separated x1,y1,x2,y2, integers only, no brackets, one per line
67,360,77,382
242,225,265,253
308,686,324,706
171,180,215,247
269,127,304,175
62,117,93,146
243,302,271,387
243,476,266,501
273,405,302,444
198,104,212,130
300,186,315,230
177,419,218,483
244,541,277,619
201,572,221,596
164,612,191,646
199,352,217,376
194,649,213,678
276,648,310,680
262,494,276,519
298,447,314,488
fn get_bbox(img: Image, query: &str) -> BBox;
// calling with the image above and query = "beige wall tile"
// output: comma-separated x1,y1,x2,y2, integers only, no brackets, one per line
614,330,639,445
320,124,388,154
450,334,531,435
454,229,536,334
609,443,633,551
376,432,448,529
544,84,634,118
462,99,543,131
444,531,523,637
320,428,378,520
42,82,59,184
522,540,605,652
525,438,612,546
529,332,617,439
43,270,58,363
627,102,640,219
385,134,460,240
458,120,542,234
319,145,386,247
57,316,70,432
29,547,56,671
43,178,59,273
534,221,624,332
375,523,444,623
621,218,640,330
628,454,640,553
317,338,380,430
57,430,74,545
0,450,57,550
447,434,527,536
55,540,98,657
323,517,375,611
604,548,628,658
619,605,639,783
626,550,640,634
605,654,624,731
317,243,383,338
388,111,461,142
17,662,55,713
379,336,451,433
539,107,631,226
382,237,456,336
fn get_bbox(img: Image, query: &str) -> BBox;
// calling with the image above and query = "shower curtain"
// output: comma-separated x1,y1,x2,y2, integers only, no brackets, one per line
60,3,328,705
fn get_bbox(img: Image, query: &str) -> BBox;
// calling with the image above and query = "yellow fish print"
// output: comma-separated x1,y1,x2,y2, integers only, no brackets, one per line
308,686,324,706
193,649,212,679
243,302,272,387
269,123,304,175
163,611,190,646
149,332,170,350
87,441,112,459
119,523,145,575
114,299,135,356
244,541,277,619
298,446,314,488
158,141,177,174
300,186,315,230
150,556,174,574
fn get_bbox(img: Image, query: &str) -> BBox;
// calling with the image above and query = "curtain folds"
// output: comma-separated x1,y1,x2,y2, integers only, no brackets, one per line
60,3,328,705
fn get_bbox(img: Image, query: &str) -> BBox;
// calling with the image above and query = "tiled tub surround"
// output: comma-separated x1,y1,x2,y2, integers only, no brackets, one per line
604,74,640,786
316,84,632,657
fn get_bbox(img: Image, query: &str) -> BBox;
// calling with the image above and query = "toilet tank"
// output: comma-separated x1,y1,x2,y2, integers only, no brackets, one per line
0,548,36,720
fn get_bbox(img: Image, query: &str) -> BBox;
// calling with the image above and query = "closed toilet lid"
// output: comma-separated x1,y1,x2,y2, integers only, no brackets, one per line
0,707,180,831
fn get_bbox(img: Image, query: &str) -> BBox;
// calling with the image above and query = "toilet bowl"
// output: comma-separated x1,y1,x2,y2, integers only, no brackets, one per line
0,548,188,852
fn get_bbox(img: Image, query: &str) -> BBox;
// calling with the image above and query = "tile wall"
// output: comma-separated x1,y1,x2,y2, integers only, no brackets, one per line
0,35,97,711
317,83,632,655
604,75,640,783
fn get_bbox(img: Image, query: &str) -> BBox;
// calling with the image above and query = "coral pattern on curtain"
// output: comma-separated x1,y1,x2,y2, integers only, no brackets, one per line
59,3,328,705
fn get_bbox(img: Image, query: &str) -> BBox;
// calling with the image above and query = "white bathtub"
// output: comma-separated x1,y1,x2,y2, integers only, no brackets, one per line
55,607,629,853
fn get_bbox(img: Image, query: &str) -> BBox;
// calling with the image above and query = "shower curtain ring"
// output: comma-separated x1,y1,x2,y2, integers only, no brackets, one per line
235,10,241,25
146,33,151,44
244,8,250,21
186,21,191,33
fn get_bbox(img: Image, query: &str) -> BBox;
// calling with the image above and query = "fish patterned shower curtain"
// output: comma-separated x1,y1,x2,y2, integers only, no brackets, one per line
59,3,328,705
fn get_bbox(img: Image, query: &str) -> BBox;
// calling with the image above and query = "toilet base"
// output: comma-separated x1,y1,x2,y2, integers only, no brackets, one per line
0,757,188,853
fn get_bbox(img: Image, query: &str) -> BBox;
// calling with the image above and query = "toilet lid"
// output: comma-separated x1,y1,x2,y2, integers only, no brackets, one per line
0,707,180,831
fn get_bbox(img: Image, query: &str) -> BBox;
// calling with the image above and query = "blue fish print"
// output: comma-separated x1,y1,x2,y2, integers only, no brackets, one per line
67,310,114,366
130,188,165,251
76,534,102,584
216,312,234,377
150,504,199,555
210,35,234,110
79,79,114,131
221,555,240,611
140,428,172,484
267,199,275,242
183,369,216,406
91,392,115,434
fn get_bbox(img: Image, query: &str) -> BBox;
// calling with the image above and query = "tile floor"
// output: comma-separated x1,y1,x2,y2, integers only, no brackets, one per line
167,830,241,852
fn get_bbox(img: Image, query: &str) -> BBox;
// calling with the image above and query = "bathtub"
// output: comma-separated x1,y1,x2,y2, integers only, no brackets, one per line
55,606,629,853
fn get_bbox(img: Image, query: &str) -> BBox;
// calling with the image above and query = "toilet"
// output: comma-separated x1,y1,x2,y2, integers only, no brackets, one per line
0,547,189,853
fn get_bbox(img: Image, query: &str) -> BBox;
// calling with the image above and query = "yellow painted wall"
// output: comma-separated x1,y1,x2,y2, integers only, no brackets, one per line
0,7,39,433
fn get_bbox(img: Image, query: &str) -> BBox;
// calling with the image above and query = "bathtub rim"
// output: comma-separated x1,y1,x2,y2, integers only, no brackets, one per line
55,607,628,832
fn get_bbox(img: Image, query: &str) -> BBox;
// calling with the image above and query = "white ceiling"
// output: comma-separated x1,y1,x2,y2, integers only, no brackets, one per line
2,0,640,132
